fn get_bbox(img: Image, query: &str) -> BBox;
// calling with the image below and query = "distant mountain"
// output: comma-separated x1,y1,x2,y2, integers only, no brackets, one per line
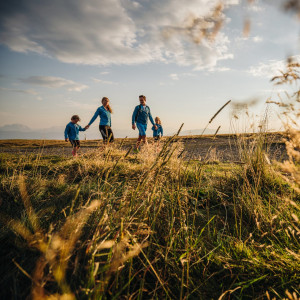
0,124,32,132
172,128,217,136
0,124,219,140
0,124,140,140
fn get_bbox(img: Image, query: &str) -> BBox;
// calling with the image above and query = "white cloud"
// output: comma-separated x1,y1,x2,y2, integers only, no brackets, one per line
92,77,118,85
253,36,263,43
0,87,37,95
169,72,198,80
235,35,263,43
259,88,285,93
169,74,179,80
0,87,42,100
0,0,238,70
209,67,231,72
21,76,88,92
247,4,264,12
248,55,300,78
248,60,285,78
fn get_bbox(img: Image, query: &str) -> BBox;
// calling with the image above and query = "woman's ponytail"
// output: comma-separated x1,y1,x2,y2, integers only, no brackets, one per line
102,97,113,113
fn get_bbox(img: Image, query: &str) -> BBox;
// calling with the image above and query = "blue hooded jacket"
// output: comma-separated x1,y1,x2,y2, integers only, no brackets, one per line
152,124,163,137
64,122,86,140
88,106,111,127
132,105,155,125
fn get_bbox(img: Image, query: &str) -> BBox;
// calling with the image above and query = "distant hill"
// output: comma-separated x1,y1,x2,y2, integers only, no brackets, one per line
176,129,217,136
0,124,218,140
0,124,139,139
0,124,32,132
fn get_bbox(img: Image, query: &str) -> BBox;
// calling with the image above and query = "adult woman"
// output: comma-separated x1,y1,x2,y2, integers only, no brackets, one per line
85,97,114,143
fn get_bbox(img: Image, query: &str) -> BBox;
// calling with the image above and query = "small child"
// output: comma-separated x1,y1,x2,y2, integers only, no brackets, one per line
64,115,86,157
152,117,163,143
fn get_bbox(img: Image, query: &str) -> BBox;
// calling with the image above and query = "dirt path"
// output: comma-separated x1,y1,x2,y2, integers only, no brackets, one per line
0,133,287,162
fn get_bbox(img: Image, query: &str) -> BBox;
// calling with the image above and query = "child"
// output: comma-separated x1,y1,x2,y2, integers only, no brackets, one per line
132,95,157,151
85,97,114,144
64,115,86,157
152,117,163,142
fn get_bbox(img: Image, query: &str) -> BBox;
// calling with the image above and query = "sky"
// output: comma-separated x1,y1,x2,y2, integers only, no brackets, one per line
0,0,299,138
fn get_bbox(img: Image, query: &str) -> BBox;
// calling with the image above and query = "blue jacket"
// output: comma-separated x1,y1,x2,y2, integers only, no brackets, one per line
132,105,155,125
64,122,86,140
152,124,163,137
88,106,111,127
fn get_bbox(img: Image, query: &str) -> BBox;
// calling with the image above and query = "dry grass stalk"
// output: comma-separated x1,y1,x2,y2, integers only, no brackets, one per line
213,125,221,138
201,100,231,135
162,2,225,44
2,177,102,299
243,19,251,37
208,100,231,125
284,0,300,18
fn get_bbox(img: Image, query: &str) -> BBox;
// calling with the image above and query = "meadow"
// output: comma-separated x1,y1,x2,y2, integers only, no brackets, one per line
1,60,300,300
0,127,299,299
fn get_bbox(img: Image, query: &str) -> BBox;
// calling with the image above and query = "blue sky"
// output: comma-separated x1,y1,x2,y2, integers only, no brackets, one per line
0,0,299,138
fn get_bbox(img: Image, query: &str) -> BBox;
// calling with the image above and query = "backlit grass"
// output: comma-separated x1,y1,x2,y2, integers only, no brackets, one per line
0,134,299,299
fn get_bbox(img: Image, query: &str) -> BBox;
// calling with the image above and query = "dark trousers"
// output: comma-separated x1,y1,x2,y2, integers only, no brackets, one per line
99,125,114,143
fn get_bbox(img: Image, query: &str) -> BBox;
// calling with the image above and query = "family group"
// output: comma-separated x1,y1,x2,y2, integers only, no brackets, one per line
64,95,164,157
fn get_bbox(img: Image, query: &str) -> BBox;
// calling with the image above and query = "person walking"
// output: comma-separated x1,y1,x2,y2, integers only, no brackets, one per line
132,95,157,152
152,116,163,140
85,97,114,144
64,115,86,157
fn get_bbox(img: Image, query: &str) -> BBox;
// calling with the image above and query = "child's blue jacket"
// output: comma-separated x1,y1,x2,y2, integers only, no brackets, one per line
132,105,155,125
152,124,163,137
88,106,111,127
64,122,85,140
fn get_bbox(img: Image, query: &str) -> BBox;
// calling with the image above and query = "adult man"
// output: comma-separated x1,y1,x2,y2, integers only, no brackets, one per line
132,95,157,151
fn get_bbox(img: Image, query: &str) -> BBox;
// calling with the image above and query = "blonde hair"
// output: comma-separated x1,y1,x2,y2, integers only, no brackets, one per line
155,117,161,125
71,115,80,121
102,97,113,113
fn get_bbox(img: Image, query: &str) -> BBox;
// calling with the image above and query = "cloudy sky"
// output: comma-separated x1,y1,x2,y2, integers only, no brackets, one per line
0,0,299,138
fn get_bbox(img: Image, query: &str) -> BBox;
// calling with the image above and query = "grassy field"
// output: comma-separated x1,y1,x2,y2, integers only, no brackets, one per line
0,130,299,299
0,131,286,162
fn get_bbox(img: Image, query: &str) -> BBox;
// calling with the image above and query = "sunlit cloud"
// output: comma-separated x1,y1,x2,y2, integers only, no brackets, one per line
0,0,238,70
92,77,118,85
248,60,285,78
247,55,300,79
20,76,88,92
0,87,38,95
0,87,42,100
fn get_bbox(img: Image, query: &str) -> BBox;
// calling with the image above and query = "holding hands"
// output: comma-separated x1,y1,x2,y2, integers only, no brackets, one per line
85,125,90,130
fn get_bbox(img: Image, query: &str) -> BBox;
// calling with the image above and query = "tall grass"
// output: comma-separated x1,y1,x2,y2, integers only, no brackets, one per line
1,129,299,299
1,61,300,298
